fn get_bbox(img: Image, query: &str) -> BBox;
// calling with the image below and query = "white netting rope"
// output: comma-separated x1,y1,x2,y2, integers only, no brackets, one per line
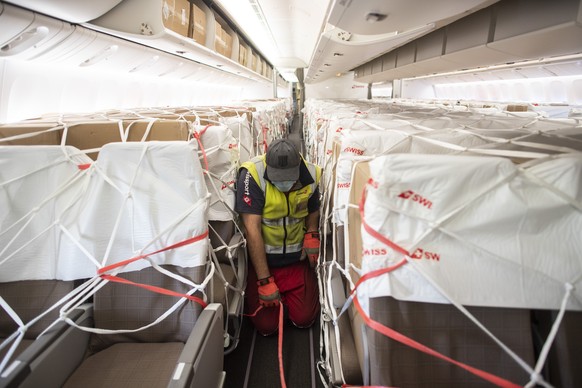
0,139,212,373
305,100,582,388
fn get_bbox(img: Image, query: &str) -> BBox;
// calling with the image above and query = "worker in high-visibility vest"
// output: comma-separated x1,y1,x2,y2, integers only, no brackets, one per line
236,138,322,335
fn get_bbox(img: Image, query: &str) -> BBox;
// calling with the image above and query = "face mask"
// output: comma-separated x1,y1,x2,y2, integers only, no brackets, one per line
272,180,295,192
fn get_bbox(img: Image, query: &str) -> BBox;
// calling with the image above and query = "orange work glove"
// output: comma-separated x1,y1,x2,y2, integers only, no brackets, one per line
303,231,320,268
257,276,280,307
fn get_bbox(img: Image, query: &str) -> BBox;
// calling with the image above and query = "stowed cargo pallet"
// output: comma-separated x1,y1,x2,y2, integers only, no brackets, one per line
0,100,289,387
304,98,582,388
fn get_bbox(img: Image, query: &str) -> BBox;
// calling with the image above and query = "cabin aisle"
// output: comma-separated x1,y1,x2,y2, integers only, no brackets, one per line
223,113,325,388
287,113,305,155
223,317,324,388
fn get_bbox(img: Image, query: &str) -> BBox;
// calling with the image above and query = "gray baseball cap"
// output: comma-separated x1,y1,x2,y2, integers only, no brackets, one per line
265,139,301,182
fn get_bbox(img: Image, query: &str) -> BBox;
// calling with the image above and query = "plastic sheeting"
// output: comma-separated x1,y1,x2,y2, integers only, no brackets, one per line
0,146,94,281
360,153,582,311
219,115,254,163
193,124,238,221
0,141,209,281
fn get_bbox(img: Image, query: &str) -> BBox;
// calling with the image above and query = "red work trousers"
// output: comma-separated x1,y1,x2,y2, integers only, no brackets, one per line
246,260,320,336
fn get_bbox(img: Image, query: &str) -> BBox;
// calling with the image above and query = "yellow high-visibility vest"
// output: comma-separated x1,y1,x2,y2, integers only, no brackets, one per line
240,155,321,256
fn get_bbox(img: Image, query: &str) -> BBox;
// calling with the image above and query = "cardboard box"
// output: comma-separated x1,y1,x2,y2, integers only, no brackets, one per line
125,120,190,142
238,45,247,66
191,3,207,44
258,59,264,76
507,104,529,112
223,29,233,58
65,122,124,160
214,20,225,55
0,120,191,160
251,53,258,71
0,124,62,145
162,0,190,38
162,0,173,30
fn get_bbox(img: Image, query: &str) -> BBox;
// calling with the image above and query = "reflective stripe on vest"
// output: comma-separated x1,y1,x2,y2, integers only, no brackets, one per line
264,242,304,254
262,217,304,227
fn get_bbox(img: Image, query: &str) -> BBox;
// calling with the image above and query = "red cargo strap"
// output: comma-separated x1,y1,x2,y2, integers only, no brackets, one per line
262,125,268,154
242,305,263,317
352,295,519,388
192,125,210,173
359,179,410,257
98,231,209,275
278,302,287,388
97,231,209,309
355,183,521,388
100,274,207,308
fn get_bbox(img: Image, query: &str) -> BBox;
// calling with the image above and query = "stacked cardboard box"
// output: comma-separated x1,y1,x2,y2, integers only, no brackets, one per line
162,0,191,37
238,45,248,66
214,20,232,58
191,3,207,44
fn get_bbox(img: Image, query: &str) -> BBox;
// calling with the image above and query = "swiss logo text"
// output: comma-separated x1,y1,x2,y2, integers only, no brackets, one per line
398,190,433,209
410,248,440,261
342,147,364,155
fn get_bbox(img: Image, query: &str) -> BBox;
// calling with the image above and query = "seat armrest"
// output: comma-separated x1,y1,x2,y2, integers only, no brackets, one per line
0,304,93,388
168,303,225,388
228,233,247,297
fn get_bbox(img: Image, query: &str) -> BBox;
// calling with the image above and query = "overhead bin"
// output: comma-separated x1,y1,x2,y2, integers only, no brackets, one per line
354,0,582,84
327,0,498,36
306,0,499,83
489,0,582,59
443,7,521,69
86,0,271,82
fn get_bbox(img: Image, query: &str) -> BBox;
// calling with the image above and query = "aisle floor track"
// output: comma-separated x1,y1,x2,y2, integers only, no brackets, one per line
224,317,323,388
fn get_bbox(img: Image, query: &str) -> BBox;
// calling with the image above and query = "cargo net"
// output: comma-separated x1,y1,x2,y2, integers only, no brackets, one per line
0,140,211,374
303,99,582,388
0,100,290,370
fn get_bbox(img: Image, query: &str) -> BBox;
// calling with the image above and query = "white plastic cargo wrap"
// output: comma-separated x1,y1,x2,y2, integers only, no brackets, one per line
0,142,209,281
244,100,288,155
0,146,95,281
80,141,209,274
219,115,254,163
333,127,500,225
304,99,582,388
358,153,582,312
192,124,238,221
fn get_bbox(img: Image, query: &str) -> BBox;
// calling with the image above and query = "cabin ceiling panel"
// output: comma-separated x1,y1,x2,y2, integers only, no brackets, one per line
352,0,582,85
327,0,497,36
306,23,435,83
306,0,499,83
